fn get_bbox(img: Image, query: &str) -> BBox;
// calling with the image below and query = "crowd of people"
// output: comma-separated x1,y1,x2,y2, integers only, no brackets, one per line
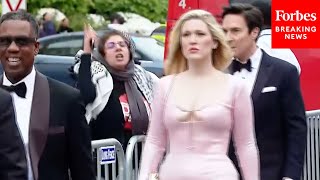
0,2,306,180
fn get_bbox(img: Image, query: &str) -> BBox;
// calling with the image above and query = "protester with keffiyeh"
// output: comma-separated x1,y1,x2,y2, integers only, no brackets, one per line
74,25,158,148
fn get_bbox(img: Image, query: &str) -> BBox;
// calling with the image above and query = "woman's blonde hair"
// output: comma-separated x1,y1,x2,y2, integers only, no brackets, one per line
165,9,232,75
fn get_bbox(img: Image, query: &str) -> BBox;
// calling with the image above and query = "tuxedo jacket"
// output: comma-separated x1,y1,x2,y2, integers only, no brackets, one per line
229,50,307,180
1,72,95,180
0,88,28,180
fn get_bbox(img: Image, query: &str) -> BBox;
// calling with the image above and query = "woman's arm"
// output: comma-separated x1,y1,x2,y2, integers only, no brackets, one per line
232,81,260,180
78,54,97,104
138,78,168,180
78,24,98,105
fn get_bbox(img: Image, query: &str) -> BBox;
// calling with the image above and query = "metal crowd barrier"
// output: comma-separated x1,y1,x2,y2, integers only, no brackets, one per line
125,135,146,180
92,138,125,180
302,110,320,180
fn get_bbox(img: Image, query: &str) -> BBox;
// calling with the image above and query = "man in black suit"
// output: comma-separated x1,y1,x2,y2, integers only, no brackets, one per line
222,4,307,180
0,88,28,179
0,10,95,180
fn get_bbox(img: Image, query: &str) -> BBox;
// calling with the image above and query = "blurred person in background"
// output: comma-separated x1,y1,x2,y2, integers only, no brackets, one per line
109,13,126,24
57,17,73,33
40,12,56,37
37,19,46,38
138,9,259,180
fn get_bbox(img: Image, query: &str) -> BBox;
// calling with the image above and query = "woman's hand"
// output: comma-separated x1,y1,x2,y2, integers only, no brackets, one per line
83,23,97,54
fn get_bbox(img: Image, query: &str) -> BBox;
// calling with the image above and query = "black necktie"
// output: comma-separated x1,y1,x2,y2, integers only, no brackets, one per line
1,82,27,98
231,59,252,73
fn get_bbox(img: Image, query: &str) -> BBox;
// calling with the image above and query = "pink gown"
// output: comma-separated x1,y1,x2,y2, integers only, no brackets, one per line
138,75,259,180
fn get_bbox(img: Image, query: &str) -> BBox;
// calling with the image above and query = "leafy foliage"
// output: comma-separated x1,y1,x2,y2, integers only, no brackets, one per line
27,0,93,16
91,0,168,23
2,0,168,31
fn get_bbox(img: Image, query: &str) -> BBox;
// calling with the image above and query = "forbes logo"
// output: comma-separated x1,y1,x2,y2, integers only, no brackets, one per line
275,10,317,21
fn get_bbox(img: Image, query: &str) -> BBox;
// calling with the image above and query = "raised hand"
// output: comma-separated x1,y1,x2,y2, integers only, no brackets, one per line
83,23,97,54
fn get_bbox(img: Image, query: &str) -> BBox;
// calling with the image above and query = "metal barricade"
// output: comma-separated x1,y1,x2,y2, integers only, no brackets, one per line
302,110,320,180
92,138,126,180
125,135,146,180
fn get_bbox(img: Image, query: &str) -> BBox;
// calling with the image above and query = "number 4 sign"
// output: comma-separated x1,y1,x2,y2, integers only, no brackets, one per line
179,0,187,9
2,0,26,15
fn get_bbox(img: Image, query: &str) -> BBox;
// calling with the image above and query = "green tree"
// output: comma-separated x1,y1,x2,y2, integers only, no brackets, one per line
27,0,95,31
10,0,168,31
27,0,93,17
93,0,168,23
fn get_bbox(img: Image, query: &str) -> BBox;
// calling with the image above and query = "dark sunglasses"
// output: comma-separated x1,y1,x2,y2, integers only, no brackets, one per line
0,36,36,47
106,41,128,49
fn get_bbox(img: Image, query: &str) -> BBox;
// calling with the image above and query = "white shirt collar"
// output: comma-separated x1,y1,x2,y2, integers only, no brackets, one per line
3,67,36,99
250,48,262,70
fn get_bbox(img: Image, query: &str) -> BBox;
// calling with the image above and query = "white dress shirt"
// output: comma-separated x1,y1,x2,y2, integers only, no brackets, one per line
257,29,301,74
233,48,262,93
3,67,36,180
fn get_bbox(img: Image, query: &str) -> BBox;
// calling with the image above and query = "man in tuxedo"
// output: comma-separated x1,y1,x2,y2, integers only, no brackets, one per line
0,88,28,179
222,4,307,180
0,10,95,180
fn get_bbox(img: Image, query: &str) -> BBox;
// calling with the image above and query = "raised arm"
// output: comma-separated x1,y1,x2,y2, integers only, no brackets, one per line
78,53,97,104
78,24,98,105
232,81,260,180
138,78,169,180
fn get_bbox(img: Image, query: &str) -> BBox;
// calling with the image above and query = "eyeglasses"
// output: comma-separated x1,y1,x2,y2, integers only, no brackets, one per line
106,41,128,49
0,36,36,47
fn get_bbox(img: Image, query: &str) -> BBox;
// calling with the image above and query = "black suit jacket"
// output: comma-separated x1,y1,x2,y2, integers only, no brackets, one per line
229,50,307,180
1,72,95,180
0,88,28,180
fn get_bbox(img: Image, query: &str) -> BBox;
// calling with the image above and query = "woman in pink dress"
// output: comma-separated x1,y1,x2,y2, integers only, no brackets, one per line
138,9,259,180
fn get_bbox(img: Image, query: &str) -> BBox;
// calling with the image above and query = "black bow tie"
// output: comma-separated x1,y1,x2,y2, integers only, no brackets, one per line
231,59,252,73
1,82,27,98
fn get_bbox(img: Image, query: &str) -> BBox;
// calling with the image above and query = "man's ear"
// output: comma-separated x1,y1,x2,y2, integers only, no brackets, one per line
251,27,260,40
34,41,40,55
